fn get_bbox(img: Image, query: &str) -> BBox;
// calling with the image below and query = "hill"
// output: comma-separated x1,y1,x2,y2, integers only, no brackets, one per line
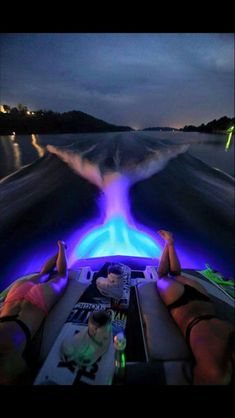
0,107,133,135
142,127,178,131
181,116,234,133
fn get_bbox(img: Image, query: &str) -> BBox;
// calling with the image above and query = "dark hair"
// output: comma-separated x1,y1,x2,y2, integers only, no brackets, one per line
89,310,111,327
108,263,123,275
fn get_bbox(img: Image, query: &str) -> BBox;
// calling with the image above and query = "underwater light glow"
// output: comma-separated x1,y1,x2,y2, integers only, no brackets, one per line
73,215,161,259
69,174,162,263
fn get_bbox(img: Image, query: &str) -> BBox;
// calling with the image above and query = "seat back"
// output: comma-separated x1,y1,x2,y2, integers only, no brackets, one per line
29,270,89,364
137,281,192,361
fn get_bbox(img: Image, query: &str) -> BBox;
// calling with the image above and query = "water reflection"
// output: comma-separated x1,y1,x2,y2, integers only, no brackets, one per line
31,134,45,158
0,135,22,178
0,132,234,180
12,141,22,170
10,133,22,170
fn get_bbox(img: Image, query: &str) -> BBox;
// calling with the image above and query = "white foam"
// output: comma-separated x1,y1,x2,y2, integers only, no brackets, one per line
47,143,189,189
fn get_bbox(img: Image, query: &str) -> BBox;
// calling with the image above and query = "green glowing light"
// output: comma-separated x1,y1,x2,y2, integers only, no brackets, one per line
199,265,234,286
225,126,234,151
227,126,234,133
121,353,126,368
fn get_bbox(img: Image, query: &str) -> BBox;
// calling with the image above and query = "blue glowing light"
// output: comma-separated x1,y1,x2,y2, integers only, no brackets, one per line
72,215,161,259
69,174,162,264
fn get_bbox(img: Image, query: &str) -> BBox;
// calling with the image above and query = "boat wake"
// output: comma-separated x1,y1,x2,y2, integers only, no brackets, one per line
0,133,234,290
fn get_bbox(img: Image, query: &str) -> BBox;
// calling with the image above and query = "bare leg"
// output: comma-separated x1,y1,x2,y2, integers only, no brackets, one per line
157,230,181,276
41,241,68,311
26,253,59,285
168,243,181,276
55,240,68,278
39,240,68,276
7,253,59,288
46,241,68,289
157,244,170,278
39,254,58,275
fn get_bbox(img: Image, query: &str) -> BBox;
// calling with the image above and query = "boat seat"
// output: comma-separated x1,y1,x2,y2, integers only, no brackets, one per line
136,273,235,385
137,281,192,361
25,269,90,366
136,280,193,385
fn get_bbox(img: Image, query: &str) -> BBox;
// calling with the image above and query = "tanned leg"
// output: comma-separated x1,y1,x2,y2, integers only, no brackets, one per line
55,241,68,278
157,230,181,276
39,254,58,275
46,241,68,289
168,243,181,276
28,253,59,284
41,241,69,311
157,243,170,278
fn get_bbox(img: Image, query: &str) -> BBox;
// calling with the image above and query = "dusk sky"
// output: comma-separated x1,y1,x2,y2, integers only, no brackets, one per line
0,33,234,130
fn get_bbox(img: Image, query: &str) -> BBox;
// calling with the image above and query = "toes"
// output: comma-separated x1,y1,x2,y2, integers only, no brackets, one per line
58,240,67,249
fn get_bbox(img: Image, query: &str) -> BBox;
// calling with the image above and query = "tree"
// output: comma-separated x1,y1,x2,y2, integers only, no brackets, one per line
17,103,28,114
2,104,11,113
10,107,19,115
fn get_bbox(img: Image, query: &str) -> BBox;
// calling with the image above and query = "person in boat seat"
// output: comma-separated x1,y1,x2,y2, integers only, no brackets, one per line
96,263,124,300
0,240,68,385
156,230,235,385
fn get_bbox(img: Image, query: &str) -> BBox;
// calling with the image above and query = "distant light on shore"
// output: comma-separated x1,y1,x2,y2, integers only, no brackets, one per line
132,126,141,131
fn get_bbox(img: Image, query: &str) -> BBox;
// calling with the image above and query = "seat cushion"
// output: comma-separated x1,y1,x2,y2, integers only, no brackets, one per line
31,270,89,363
137,282,192,361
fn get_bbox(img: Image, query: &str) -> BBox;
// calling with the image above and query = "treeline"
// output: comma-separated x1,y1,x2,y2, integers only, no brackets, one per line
0,105,133,135
143,127,178,131
181,116,234,133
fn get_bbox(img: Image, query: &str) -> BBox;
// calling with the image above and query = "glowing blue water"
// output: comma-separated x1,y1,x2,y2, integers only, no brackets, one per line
73,215,161,259
69,174,162,263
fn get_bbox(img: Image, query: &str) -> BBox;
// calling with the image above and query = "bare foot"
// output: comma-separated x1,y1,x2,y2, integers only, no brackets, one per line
57,240,68,249
157,230,174,244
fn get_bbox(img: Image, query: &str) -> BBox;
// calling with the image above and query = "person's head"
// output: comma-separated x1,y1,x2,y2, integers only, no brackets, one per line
88,310,112,344
107,264,123,284
108,263,123,275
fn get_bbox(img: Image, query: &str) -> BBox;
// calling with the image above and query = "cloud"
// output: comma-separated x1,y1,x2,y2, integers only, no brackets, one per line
1,33,234,128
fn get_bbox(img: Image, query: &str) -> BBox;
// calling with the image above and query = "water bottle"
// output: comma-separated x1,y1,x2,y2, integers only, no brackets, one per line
113,331,126,384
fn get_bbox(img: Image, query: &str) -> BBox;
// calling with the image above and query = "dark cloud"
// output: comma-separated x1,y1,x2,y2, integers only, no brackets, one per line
0,33,234,129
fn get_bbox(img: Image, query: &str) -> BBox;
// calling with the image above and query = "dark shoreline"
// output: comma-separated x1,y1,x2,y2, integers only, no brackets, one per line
0,109,233,136
0,110,133,136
